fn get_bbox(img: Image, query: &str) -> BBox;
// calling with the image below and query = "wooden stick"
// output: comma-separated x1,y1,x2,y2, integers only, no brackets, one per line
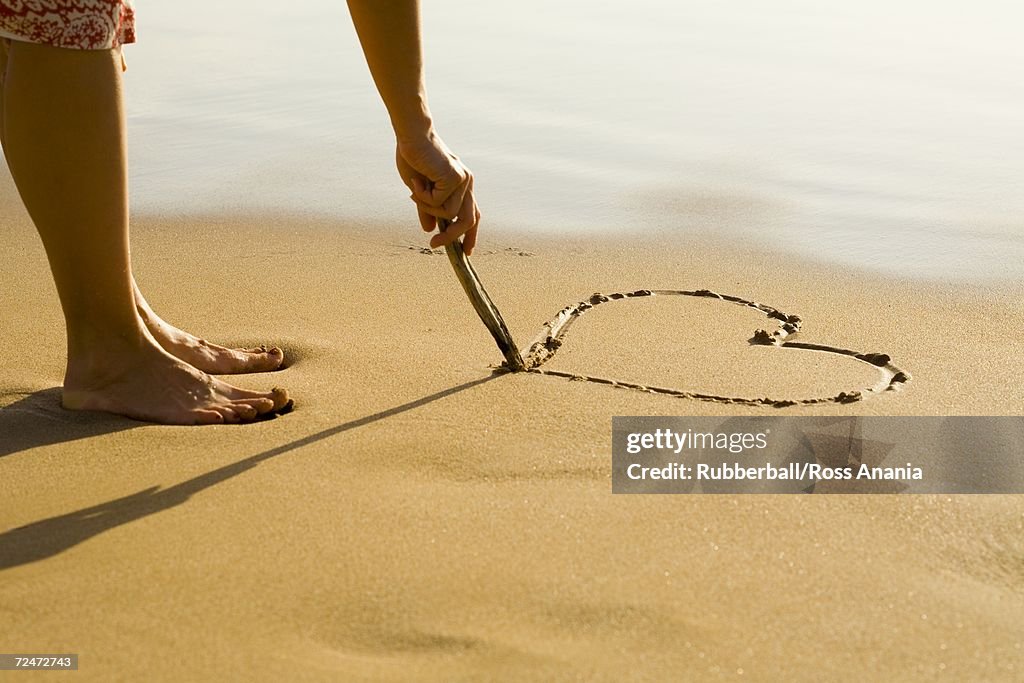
439,220,526,372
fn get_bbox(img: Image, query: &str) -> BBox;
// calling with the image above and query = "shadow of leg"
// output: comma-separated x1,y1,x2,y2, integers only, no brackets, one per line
0,388,138,461
0,374,499,572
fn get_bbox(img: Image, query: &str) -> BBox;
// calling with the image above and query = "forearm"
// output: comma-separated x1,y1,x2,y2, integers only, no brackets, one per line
347,0,433,141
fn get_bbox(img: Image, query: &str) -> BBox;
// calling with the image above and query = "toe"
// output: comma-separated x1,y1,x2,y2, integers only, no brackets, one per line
270,387,291,411
211,405,241,423
223,384,275,401
231,402,259,420
219,385,292,415
243,346,284,373
190,409,226,425
235,397,275,415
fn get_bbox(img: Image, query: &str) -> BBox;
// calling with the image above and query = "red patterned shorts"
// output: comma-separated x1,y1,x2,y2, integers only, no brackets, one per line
0,0,135,50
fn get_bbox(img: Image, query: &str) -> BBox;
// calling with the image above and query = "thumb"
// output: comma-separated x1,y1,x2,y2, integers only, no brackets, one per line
410,175,435,206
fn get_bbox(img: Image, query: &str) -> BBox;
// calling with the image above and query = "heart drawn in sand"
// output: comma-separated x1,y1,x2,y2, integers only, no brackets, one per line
516,289,909,407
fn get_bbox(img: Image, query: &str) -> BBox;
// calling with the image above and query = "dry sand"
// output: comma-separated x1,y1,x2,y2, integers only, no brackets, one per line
2,196,1023,680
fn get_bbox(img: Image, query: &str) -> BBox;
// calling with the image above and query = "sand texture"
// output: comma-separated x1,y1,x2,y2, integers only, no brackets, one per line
2,204,1023,681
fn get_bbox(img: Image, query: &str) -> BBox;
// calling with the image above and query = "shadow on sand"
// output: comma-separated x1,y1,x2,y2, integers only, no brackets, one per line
0,387,138,460
0,374,499,572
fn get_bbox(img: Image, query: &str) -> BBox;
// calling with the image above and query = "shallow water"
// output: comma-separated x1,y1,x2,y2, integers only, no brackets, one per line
124,0,1024,281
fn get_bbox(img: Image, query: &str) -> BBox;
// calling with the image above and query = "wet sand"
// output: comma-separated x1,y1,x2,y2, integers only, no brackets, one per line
1,206,1023,680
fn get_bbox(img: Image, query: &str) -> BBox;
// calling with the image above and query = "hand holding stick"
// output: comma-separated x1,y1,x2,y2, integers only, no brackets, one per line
438,219,526,372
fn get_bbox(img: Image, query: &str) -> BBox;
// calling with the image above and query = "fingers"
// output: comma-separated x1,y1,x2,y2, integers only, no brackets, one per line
428,218,475,254
418,206,436,232
394,138,480,254
410,175,428,199
428,179,481,255
410,175,469,221
411,165,467,211
439,179,469,220
400,142,469,219
411,174,479,251
411,191,470,222
409,175,433,206
463,210,480,255
410,177,437,231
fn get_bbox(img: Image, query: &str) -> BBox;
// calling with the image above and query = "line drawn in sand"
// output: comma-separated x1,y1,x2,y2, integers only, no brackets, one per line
511,288,910,408
425,228,909,407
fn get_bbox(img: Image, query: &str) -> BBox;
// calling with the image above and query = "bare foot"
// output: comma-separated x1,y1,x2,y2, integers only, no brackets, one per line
145,316,285,375
134,283,284,375
63,335,292,425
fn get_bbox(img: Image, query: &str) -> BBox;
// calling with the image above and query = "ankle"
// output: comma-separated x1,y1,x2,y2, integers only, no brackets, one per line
64,324,158,387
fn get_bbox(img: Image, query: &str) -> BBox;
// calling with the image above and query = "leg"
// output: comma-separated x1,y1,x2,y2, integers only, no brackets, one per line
133,279,285,374
0,39,8,136
1,41,289,424
0,42,284,377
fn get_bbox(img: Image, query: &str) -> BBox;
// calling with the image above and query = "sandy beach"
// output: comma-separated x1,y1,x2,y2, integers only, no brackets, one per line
3,0,1024,678
2,186,1023,680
